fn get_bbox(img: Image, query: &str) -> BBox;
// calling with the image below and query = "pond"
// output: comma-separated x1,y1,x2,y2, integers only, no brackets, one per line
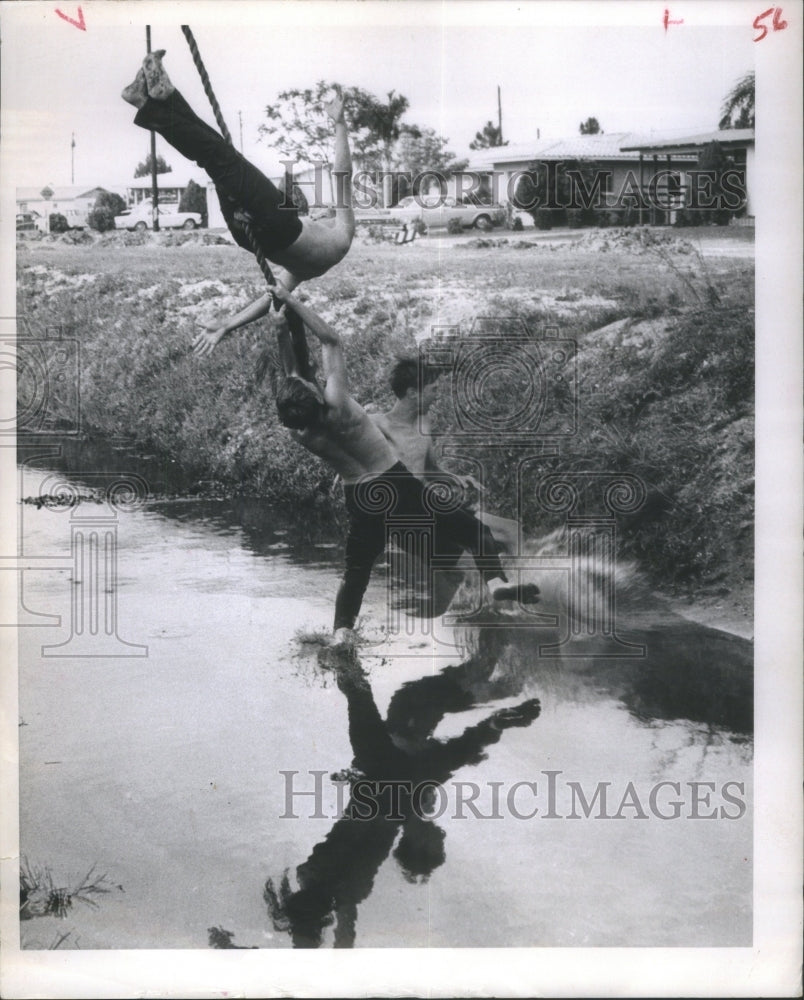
16,449,752,950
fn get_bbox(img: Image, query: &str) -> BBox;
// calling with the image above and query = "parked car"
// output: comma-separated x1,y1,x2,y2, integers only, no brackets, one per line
390,194,504,231
16,212,39,233
114,202,202,231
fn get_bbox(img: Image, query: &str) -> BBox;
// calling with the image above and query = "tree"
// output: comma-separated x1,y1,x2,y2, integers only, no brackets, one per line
48,213,69,233
94,190,127,217
469,121,507,150
260,81,420,207
512,158,601,227
40,185,54,201
395,127,468,196
718,71,755,129
87,207,115,232
694,141,740,224
87,190,127,232
179,179,209,224
134,152,172,178
579,117,602,135
260,81,340,170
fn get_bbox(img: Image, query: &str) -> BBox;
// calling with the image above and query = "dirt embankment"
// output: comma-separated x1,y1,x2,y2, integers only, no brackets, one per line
16,229,754,633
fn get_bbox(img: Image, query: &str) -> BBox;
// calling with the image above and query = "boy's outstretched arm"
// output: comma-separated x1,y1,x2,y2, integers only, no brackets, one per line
192,293,273,356
192,273,303,357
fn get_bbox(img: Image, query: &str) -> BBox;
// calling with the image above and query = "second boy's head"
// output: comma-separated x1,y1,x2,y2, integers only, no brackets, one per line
389,357,442,412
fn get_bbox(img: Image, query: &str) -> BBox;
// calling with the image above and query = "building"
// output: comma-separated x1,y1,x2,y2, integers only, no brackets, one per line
463,132,699,219
621,129,754,218
126,165,207,207
15,185,121,231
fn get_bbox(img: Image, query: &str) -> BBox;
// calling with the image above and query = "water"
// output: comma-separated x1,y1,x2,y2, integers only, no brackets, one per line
17,456,752,950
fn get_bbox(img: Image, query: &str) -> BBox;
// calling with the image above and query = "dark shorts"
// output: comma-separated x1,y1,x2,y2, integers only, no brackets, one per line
333,462,505,630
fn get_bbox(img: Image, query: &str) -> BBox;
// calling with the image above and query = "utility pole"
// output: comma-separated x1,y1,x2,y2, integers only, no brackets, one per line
71,132,75,184
145,26,160,231
497,85,503,145
238,111,244,153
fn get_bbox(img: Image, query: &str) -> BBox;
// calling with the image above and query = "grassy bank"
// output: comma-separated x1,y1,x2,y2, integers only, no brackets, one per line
16,227,753,592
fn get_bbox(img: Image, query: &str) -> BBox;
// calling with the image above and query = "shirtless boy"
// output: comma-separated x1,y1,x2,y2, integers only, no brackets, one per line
373,356,519,560
121,51,355,355
266,288,539,644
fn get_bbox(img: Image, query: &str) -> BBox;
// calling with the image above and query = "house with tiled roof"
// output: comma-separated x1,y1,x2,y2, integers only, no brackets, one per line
462,127,753,222
621,128,754,216
463,131,698,220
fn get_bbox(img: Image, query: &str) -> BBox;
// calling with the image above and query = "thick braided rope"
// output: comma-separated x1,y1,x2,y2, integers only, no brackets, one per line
180,25,277,291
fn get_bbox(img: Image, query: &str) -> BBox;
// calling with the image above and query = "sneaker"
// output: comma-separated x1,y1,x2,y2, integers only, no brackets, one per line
121,68,148,109
491,582,540,604
142,49,174,100
490,698,541,730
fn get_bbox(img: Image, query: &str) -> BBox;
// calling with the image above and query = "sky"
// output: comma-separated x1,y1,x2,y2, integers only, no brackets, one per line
2,1,756,190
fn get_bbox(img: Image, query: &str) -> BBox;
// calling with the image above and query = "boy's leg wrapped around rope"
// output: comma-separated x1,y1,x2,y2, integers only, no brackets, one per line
134,90,302,254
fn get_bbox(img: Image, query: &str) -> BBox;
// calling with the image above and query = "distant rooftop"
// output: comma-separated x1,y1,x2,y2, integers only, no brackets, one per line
16,185,108,202
621,128,755,153
465,128,740,170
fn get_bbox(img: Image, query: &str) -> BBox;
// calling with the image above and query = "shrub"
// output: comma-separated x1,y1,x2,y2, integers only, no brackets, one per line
673,208,700,228
179,180,208,225
87,206,116,233
48,213,69,233
532,208,553,230
94,190,127,217
447,217,463,235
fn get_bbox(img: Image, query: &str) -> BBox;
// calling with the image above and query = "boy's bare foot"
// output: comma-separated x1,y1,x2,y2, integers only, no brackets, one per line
332,627,357,647
142,49,174,100
121,68,148,109
324,93,345,124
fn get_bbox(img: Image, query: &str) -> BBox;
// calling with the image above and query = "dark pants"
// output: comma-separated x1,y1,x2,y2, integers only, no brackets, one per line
333,463,506,630
134,90,303,254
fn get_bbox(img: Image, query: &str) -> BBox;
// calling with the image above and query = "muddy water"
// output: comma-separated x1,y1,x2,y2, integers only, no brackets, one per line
17,461,752,949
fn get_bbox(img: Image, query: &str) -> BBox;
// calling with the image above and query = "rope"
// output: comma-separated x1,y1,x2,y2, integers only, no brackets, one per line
180,24,278,297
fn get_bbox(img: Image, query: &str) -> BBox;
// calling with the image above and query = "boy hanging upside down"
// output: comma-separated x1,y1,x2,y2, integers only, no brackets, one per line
121,50,355,356
263,284,540,645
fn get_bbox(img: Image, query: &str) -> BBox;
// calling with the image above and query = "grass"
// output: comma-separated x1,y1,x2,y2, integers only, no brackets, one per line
20,857,118,921
17,226,754,591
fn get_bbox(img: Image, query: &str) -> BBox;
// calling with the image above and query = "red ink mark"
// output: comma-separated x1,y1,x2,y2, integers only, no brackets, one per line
773,6,788,29
663,8,684,30
55,6,86,31
754,6,786,40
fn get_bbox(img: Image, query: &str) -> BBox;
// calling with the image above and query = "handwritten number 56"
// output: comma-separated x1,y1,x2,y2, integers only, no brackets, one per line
753,7,787,41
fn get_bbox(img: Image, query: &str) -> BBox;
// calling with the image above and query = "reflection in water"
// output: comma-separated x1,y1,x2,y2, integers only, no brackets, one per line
17,451,752,948
259,609,752,949
264,628,540,948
